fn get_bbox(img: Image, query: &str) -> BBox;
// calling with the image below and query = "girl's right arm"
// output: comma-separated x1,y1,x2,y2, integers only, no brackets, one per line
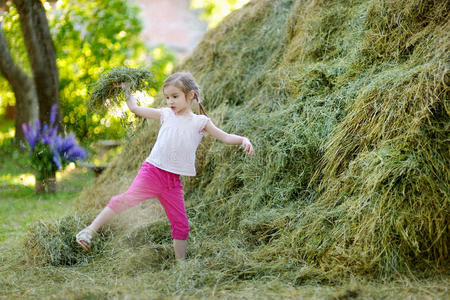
121,83,161,120
205,120,254,157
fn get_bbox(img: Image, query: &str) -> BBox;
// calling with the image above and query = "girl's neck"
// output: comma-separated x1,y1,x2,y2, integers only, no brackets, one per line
174,107,194,118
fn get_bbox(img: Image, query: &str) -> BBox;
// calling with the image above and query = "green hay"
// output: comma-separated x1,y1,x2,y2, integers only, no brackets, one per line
239,209,293,246
291,62,449,276
124,220,172,247
23,213,113,266
116,244,174,273
88,67,154,113
24,0,449,290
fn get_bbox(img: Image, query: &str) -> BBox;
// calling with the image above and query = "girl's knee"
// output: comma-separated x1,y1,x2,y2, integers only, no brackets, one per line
107,195,124,214
171,222,190,240
107,193,134,214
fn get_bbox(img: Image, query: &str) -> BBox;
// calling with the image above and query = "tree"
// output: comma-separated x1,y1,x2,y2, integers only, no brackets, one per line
49,0,149,143
0,19,38,141
0,0,62,141
14,0,62,128
1,0,176,144
191,0,250,28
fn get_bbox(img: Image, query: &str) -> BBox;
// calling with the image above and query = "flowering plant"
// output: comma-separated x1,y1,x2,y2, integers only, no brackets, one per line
21,105,87,182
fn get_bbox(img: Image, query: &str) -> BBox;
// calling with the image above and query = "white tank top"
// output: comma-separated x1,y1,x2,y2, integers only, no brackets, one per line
146,107,209,176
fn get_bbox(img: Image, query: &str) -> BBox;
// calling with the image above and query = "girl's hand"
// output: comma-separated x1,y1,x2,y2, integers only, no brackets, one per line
120,82,129,89
120,82,131,96
120,82,137,110
241,137,254,157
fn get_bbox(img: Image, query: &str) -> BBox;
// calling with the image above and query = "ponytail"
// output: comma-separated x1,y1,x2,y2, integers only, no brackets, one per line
195,94,208,117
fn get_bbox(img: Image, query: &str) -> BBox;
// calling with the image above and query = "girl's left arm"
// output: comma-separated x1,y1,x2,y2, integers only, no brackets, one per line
205,120,254,157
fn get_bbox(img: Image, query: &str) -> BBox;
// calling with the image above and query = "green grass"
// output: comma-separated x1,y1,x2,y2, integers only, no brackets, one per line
0,169,93,243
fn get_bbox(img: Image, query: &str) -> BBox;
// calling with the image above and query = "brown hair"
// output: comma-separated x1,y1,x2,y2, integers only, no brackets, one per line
163,72,208,116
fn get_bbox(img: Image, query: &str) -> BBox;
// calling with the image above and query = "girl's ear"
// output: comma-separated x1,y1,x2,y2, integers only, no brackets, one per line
188,90,195,101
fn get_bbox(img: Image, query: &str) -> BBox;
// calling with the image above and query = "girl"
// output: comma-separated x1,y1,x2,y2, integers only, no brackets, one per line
76,71,254,260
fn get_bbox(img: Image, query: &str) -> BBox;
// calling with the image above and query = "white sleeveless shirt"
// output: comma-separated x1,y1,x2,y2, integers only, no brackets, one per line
145,107,209,176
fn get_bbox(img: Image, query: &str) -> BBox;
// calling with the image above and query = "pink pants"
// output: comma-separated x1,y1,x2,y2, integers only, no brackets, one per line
107,162,189,240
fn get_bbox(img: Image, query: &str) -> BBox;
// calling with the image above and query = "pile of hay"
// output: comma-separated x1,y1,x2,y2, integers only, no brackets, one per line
25,0,448,287
23,213,113,266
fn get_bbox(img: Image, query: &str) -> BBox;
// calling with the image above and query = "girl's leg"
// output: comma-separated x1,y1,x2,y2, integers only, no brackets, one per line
158,185,190,260
77,162,160,250
88,206,117,232
77,207,117,251
102,163,161,223
173,239,187,260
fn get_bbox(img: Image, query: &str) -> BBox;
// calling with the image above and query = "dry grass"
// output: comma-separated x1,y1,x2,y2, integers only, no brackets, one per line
88,67,154,113
19,0,450,296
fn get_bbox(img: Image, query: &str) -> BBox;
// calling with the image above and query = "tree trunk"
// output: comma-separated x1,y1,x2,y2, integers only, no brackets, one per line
0,23,38,141
13,0,62,130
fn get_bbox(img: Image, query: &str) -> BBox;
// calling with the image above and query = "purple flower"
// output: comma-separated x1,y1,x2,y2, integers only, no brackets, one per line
41,125,58,146
35,119,41,135
21,123,29,144
41,124,50,143
53,133,87,168
22,121,41,151
22,108,86,174
52,148,62,169
66,145,87,161
56,133,77,154
53,135,65,156
50,104,58,126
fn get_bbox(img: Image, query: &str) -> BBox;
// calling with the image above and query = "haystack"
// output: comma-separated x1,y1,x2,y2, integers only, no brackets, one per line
26,0,449,283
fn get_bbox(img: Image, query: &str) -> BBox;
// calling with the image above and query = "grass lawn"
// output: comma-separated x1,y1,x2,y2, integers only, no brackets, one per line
0,167,92,243
0,120,448,299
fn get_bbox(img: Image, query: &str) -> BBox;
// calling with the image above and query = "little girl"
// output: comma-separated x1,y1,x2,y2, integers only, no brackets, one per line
76,71,254,260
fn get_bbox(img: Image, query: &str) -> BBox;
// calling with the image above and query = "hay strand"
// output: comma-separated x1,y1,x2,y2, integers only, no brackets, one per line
88,67,154,113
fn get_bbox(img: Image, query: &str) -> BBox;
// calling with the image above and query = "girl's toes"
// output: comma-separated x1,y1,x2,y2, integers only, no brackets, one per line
78,240,90,251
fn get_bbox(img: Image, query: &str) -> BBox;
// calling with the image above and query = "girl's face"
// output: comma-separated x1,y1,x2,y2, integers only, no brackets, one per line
164,84,194,115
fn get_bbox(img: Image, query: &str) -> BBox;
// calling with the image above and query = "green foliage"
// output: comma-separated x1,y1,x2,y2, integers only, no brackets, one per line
0,5,27,113
48,0,151,143
191,0,250,28
29,143,58,181
0,0,176,143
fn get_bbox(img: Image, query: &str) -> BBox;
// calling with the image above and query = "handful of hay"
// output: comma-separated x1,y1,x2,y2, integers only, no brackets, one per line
88,67,154,113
